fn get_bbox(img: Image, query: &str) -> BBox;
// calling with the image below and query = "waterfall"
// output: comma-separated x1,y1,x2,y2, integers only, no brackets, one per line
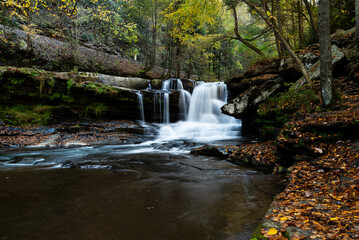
158,82,240,142
153,92,162,122
161,78,192,122
162,79,184,91
179,90,191,120
135,91,145,123
187,82,230,123
135,79,240,141
163,92,169,124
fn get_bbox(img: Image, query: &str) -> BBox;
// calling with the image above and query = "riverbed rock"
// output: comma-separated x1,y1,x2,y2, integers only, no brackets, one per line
190,145,239,158
28,134,61,148
64,140,88,147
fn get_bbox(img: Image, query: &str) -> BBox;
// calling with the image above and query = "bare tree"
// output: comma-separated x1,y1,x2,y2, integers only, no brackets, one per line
318,0,333,107
226,0,265,57
241,0,312,85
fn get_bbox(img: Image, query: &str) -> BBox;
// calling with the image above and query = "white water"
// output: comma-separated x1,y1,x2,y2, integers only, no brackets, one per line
161,79,192,123
157,82,241,142
136,91,145,123
162,79,184,91
179,90,191,120
163,93,170,124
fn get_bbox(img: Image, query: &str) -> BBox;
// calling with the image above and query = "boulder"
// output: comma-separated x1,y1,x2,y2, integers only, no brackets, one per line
290,45,346,91
97,75,150,90
226,74,281,100
221,77,283,119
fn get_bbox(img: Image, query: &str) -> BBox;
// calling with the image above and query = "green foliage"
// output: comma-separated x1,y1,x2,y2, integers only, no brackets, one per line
67,78,74,94
81,82,118,95
330,0,355,32
84,103,108,118
0,104,53,126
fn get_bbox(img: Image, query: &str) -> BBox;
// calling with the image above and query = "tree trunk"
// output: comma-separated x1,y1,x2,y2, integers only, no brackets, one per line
318,0,333,107
150,0,158,70
291,0,297,48
356,0,359,41
241,0,312,85
298,0,304,48
275,0,285,57
231,4,265,57
303,0,319,39
25,8,32,56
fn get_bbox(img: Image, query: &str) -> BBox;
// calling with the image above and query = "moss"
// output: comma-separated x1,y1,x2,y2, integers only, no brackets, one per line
78,82,118,95
93,103,108,118
67,78,74,94
258,89,319,117
0,104,54,126
283,231,291,239
250,224,268,240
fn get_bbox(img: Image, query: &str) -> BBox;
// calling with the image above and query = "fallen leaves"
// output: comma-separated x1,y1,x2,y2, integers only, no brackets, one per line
264,141,359,239
0,120,138,147
229,140,278,166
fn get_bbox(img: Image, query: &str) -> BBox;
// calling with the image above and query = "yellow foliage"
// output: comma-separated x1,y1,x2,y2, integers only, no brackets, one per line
267,228,278,235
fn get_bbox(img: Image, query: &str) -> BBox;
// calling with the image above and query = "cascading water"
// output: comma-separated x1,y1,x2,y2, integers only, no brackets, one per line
135,91,145,123
163,93,170,124
161,79,192,123
158,82,241,142
162,78,184,91
178,90,191,120
138,78,240,141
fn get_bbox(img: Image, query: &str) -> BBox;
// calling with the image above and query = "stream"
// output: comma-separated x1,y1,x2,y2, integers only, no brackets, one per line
0,81,282,240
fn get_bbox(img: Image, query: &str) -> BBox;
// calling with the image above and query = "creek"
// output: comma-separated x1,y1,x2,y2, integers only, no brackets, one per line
0,80,282,240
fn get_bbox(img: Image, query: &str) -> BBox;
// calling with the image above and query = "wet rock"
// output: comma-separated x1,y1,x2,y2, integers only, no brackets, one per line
229,153,252,166
190,145,239,158
28,134,61,148
149,79,162,89
181,79,197,93
64,141,88,147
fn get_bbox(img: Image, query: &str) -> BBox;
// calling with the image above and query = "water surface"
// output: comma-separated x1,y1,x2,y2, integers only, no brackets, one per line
0,145,281,240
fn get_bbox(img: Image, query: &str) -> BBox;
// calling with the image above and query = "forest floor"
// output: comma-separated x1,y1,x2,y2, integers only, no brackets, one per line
254,79,359,239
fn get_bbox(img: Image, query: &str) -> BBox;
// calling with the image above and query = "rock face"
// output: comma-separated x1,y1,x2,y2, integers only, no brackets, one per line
0,67,191,124
50,71,150,90
290,45,346,91
222,77,283,118
0,67,145,122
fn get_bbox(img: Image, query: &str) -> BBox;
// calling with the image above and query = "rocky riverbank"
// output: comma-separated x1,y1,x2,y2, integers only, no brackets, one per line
0,120,147,148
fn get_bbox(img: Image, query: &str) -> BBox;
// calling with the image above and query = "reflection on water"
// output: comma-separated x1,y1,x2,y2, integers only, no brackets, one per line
0,144,282,240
